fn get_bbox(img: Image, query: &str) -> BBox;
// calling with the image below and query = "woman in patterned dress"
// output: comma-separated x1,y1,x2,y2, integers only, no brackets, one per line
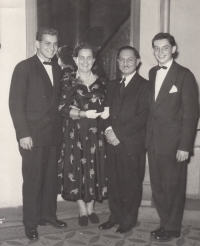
58,43,108,227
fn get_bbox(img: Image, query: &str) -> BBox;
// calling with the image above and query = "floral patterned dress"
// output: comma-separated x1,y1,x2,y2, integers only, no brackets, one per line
58,71,108,202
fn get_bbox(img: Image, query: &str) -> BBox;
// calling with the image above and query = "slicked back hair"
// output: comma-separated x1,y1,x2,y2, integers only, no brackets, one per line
117,46,140,59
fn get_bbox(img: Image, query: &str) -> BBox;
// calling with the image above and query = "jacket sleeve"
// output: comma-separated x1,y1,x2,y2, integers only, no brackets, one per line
113,84,150,142
100,80,115,131
9,62,31,140
178,70,199,152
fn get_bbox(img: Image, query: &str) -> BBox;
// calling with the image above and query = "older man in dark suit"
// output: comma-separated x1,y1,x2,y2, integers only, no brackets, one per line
99,46,149,233
9,27,67,240
146,33,199,242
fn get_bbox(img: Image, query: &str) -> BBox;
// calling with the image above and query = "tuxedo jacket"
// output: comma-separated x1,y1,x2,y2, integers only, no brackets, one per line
9,54,63,146
104,72,149,156
145,60,199,155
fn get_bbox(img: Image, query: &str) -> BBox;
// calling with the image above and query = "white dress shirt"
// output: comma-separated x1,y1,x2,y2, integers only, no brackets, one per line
37,55,54,85
155,59,173,100
120,71,136,87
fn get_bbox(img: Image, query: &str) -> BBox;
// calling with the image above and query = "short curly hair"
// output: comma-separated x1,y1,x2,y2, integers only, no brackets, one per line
36,27,59,41
152,33,176,47
57,45,76,67
72,43,98,58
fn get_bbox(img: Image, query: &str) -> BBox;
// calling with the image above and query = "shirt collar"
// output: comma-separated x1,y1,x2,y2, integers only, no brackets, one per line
37,54,51,65
159,59,173,70
121,71,136,86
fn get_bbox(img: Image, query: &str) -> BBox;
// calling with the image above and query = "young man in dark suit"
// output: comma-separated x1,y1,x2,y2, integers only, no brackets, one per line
146,33,199,242
99,46,149,233
9,27,67,240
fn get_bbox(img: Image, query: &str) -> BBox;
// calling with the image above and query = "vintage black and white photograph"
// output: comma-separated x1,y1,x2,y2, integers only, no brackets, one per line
0,0,200,245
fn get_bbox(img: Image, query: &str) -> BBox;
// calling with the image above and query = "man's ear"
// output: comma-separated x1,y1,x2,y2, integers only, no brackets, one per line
35,40,39,49
172,45,177,54
137,59,141,66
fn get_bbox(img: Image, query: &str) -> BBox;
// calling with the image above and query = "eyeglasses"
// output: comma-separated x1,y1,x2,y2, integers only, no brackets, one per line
117,58,135,64
153,45,171,53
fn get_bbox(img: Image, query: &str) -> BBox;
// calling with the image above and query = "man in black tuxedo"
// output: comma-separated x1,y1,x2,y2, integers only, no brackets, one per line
146,33,199,242
99,46,149,233
9,27,67,240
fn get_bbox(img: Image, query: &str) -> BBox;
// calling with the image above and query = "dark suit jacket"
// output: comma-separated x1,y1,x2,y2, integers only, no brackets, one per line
145,60,199,155
104,72,149,156
9,54,63,146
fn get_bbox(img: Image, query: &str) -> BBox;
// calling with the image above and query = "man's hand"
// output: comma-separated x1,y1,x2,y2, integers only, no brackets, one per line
176,150,189,162
105,129,120,146
19,137,33,150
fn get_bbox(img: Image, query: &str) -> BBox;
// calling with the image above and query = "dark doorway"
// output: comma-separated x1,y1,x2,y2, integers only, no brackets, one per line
37,0,130,48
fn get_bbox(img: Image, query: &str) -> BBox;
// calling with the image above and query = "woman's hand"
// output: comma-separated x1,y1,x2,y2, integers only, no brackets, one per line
86,110,101,119
100,107,109,119
69,109,79,119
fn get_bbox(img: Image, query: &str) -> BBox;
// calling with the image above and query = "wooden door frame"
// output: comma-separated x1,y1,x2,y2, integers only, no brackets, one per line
159,0,170,32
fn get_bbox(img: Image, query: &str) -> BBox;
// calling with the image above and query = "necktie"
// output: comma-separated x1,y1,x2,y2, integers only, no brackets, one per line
155,65,167,71
119,77,126,95
43,61,52,66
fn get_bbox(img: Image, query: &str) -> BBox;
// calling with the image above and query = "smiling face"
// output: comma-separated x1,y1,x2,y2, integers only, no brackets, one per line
117,49,140,77
153,38,176,65
36,34,58,61
73,48,95,74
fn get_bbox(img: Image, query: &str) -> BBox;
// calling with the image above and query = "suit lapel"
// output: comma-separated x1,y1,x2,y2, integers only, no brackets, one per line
148,69,157,112
112,78,121,105
50,62,59,107
33,55,53,105
153,61,178,110
123,73,140,99
111,73,140,115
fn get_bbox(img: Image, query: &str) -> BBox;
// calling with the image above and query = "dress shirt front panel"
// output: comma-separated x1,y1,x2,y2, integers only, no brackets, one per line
37,55,53,85
155,59,173,100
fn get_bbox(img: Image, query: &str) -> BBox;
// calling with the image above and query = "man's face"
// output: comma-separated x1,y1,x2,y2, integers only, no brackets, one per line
117,49,140,77
36,34,58,61
73,49,95,74
153,39,176,65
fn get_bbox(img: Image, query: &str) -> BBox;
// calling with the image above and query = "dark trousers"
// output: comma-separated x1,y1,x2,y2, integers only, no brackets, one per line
19,145,61,228
107,151,145,228
148,151,187,231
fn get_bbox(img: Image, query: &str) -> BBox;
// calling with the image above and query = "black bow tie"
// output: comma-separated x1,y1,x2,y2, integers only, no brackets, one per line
155,65,167,71
43,61,52,66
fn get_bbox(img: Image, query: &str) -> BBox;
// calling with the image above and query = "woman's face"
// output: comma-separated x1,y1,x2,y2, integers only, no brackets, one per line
74,48,95,74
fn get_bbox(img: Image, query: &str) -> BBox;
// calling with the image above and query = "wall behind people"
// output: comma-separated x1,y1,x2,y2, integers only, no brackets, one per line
140,0,200,97
170,0,200,92
139,0,159,79
0,0,26,207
